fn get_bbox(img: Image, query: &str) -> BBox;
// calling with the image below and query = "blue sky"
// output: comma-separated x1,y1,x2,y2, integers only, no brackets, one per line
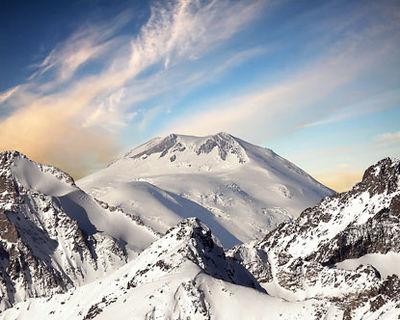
0,0,399,191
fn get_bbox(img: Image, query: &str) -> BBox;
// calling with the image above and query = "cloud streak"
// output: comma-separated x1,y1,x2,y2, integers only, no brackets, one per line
0,0,265,177
375,131,400,145
162,5,400,144
165,42,394,142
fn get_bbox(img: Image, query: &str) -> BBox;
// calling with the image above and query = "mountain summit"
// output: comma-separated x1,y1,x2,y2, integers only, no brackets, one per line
123,132,249,166
78,133,333,248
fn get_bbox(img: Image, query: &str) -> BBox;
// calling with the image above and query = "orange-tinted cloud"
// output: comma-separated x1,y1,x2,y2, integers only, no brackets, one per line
0,102,119,179
0,0,264,178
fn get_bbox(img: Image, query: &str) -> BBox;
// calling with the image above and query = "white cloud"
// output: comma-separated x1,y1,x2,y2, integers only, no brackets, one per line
375,131,400,145
302,89,400,128
30,11,132,83
162,19,400,143
0,0,265,176
83,88,137,131
163,47,385,141
0,85,19,104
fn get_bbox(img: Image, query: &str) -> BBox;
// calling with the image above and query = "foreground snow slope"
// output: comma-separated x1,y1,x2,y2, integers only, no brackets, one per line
1,152,398,320
0,151,158,310
1,218,333,320
79,132,333,247
4,156,400,320
229,157,400,318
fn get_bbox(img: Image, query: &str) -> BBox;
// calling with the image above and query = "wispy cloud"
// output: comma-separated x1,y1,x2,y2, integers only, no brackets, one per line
302,89,400,128
0,0,265,176
375,131,400,145
0,85,19,104
163,5,400,143
29,11,132,83
165,42,394,142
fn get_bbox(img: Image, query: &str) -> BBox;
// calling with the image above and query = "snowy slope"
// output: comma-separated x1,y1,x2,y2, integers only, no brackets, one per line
78,132,333,247
1,218,333,320
229,157,400,318
0,151,158,310
3,154,400,320
8,152,158,253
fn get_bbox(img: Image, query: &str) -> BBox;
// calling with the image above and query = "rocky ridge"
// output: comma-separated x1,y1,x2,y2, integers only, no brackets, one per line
0,151,154,310
1,218,268,320
228,157,400,318
124,132,249,164
1,148,398,319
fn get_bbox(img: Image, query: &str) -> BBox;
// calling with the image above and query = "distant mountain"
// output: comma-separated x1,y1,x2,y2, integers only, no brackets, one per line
229,157,400,318
78,132,333,248
0,151,159,310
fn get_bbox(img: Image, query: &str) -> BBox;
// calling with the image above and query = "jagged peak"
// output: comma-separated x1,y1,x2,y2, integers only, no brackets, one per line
162,131,233,139
164,217,216,246
138,217,262,290
0,150,26,162
351,157,400,196
213,131,234,139
0,150,75,186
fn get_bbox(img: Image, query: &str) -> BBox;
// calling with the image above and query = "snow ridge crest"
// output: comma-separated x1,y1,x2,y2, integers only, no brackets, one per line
122,132,249,165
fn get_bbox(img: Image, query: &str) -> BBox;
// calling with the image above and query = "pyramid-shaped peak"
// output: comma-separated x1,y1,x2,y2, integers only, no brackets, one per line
164,217,213,243
353,157,400,196
214,131,233,138
142,217,262,289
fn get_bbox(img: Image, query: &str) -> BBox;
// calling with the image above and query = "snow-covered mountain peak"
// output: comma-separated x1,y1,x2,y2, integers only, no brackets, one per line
0,150,27,163
78,133,333,248
133,217,262,289
117,132,328,183
122,132,249,169
0,149,22,161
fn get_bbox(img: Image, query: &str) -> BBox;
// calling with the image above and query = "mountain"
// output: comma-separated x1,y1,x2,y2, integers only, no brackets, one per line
1,218,330,320
228,157,400,318
78,132,333,248
1,157,399,319
0,151,159,310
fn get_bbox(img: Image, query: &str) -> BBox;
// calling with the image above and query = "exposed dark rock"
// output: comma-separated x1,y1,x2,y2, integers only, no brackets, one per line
196,132,247,163
131,134,178,159
229,157,400,317
0,151,128,311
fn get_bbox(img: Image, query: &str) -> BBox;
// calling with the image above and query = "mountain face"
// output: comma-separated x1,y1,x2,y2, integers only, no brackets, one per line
228,157,400,318
2,142,398,319
78,132,333,248
0,156,399,319
1,218,331,320
0,151,159,310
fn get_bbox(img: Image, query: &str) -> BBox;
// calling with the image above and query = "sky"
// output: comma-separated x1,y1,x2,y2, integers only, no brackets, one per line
0,0,399,192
